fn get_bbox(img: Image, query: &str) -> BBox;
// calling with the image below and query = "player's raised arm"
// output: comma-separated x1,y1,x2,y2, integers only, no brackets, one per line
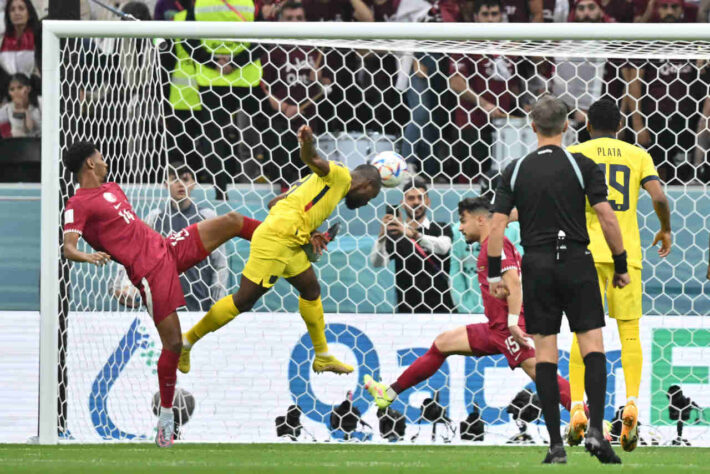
643,179,672,257
297,125,330,177
63,231,111,266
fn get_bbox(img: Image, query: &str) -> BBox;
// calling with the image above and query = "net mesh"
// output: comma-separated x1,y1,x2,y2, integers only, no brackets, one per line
54,34,710,444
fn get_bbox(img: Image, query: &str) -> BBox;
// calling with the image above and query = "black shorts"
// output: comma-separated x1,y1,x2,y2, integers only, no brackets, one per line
521,249,605,336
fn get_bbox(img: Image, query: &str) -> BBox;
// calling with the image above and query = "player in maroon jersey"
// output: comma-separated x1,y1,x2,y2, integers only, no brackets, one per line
364,197,573,448
61,141,264,447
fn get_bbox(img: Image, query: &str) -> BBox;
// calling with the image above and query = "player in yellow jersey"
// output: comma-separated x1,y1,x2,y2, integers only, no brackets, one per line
178,125,382,375
565,99,672,451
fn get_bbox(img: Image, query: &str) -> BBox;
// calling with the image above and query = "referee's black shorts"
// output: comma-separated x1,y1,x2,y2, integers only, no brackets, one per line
521,245,605,336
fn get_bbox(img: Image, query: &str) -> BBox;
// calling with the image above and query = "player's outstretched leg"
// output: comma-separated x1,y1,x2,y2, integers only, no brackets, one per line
196,212,261,253
364,327,466,408
180,277,268,373
617,319,641,452
155,313,182,447
287,267,352,374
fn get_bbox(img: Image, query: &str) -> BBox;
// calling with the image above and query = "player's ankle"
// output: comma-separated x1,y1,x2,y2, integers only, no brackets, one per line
159,406,173,422
385,386,397,400
571,401,584,411
182,336,192,350
316,351,330,358
626,396,637,405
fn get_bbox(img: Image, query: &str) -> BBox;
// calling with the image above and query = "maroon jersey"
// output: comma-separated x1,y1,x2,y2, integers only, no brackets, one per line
643,60,703,117
477,237,525,332
262,46,324,107
450,54,519,128
63,183,168,283
502,0,530,21
600,0,635,22
369,0,401,21
302,0,354,21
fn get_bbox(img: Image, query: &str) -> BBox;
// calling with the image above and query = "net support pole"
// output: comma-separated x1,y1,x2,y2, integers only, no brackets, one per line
38,26,61,445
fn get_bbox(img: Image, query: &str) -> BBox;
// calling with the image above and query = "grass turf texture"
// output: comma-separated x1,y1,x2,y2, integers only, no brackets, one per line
1,444,709,473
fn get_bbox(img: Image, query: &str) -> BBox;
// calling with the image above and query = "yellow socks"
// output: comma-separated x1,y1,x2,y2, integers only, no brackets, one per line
618,318,642,401
299,296,328,355
185,295,239,346
569,333,586,407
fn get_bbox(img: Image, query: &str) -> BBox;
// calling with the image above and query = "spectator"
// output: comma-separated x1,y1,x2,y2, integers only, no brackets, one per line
399,0,460,180
0,72,39,137
698,0,710,21
113,163,229,310
179,0,264,199
0,0,40,85
370,177,455,313
154,0,188,20
260,1,332,187
301,0,373,21
598,0,637,22
642,0,709,183
448,0,521,183
500,0,543,21
550,0,611,138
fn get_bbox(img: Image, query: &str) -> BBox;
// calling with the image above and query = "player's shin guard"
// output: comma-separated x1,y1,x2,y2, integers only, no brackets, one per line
299,296,328,355
583,352,607,432
569,334,586,408
391,343,447,394
185,295,239,346
157,349,180,408
618,319,642,401
536,362,563,446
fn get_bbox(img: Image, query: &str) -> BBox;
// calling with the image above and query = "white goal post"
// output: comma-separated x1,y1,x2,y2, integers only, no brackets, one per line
40,21,710,445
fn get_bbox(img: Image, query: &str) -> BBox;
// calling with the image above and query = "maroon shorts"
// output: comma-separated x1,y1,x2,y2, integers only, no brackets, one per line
466,323,536,369
138,223,210,324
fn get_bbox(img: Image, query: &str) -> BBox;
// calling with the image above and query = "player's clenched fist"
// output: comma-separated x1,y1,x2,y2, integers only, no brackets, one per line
297,125,313,144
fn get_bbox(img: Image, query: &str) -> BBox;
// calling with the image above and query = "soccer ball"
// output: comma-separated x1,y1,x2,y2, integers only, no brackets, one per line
371,151,409,188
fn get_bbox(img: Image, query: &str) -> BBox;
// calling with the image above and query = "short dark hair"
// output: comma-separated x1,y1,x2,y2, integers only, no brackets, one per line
279,1,304,15
402,175,428,193
167,161,196,180
458,196,492,216
353,163,383,192
122,1,152,20
473,0,501,14
531,94,569,137
64,141,98,174
587,98,621,134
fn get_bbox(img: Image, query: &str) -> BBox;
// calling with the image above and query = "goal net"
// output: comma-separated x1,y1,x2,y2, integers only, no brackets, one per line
41,21,710,445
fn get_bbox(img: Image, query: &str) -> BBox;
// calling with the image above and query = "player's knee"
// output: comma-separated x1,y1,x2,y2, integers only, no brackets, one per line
433,330,456,354
164,336,182,354
225,211,243,229
299,284,321,302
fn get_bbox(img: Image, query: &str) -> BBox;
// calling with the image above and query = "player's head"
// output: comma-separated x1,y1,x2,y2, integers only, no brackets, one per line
587,98,622,137
657,0,684,22
401,176,430,221
530,94,569,138
572,0,604,22
346,164,382,209
166,162,196,203
473,0,502,23
458,196,492,243
64,141,108,183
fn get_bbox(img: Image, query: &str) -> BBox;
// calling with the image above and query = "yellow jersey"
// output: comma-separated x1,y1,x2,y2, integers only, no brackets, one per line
568,137,659,269
268,162,352,246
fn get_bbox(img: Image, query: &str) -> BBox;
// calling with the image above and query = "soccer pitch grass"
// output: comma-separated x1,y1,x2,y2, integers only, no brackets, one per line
2,444,710,474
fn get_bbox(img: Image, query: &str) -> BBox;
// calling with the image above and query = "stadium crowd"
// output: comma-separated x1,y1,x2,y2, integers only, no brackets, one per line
3,0,710,187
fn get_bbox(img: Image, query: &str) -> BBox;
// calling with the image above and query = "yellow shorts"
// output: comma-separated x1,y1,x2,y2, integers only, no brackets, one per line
596,262,642,320
242,221,311,288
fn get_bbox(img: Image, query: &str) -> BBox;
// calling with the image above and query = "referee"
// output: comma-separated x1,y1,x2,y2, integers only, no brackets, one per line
487,95,629,464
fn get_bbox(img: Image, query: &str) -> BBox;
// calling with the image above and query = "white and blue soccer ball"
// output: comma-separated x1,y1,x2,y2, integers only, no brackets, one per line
371,151,409,188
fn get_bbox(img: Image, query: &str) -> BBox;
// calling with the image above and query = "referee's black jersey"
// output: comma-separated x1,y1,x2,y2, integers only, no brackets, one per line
492,145,608,249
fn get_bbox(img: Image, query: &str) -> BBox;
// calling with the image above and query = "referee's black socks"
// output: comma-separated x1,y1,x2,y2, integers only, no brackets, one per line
584,352,607,433
536,362,562,446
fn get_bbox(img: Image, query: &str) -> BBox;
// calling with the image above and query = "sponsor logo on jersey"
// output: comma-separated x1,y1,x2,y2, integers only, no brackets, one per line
103,192,118,203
